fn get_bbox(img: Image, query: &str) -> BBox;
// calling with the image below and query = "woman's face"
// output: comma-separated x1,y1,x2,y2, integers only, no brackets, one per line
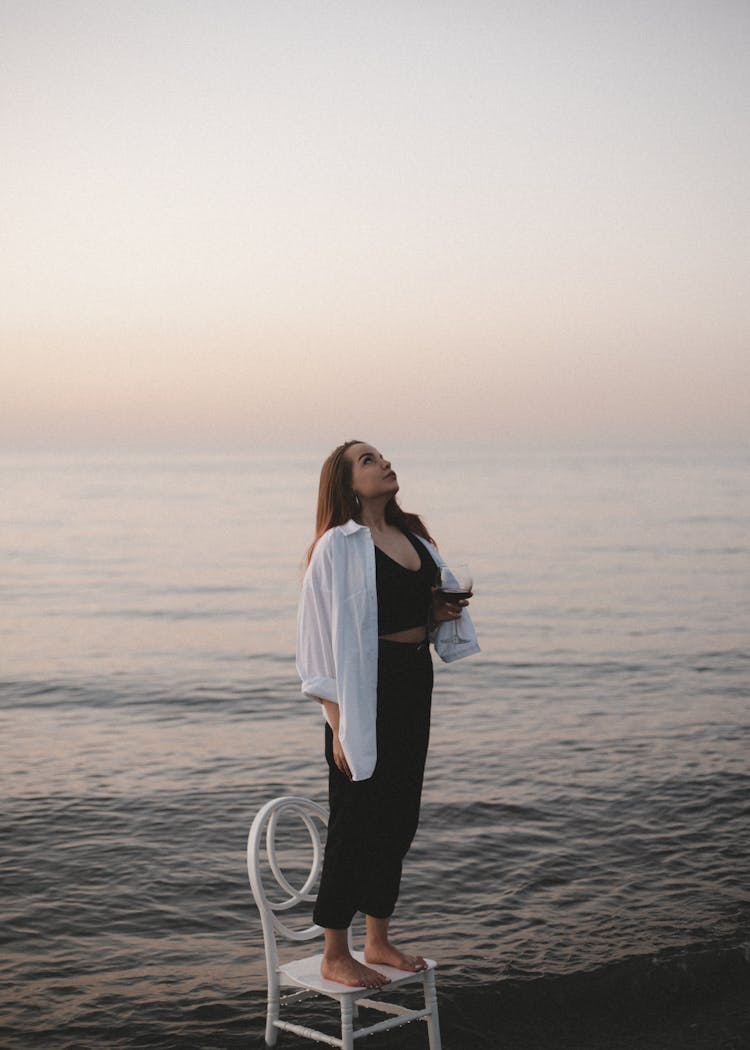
346,443,399,502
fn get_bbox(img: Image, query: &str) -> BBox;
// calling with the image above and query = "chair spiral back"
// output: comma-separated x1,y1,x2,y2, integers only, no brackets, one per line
247,795,328,966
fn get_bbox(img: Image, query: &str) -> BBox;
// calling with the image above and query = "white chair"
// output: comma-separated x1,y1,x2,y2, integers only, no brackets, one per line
247,795,442,1049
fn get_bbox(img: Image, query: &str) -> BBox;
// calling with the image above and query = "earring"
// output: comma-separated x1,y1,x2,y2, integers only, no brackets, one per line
353,493,360,509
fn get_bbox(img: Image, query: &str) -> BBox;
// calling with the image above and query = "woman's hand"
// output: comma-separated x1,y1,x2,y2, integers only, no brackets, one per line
431,586,472,624
332,733,353,780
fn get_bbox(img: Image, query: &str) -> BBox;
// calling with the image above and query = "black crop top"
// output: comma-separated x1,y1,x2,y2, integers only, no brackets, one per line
374,531,436,635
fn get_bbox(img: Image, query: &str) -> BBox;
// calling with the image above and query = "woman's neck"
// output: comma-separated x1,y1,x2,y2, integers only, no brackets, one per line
357,498,391,534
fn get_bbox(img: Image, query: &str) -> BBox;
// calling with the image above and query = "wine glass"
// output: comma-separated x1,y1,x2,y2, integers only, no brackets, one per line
437,563,473,643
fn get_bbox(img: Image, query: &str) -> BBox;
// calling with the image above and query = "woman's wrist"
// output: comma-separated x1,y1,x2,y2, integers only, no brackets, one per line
320,697,340,734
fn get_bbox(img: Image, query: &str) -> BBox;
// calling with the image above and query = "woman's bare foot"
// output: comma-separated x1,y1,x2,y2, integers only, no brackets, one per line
364,940,427,972
321,953,390,989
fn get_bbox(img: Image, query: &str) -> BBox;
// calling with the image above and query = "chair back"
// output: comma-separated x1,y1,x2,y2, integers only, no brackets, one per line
247,796,328,975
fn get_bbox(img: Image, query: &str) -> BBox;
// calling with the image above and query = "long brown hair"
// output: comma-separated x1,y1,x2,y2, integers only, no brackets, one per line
305,440,435,563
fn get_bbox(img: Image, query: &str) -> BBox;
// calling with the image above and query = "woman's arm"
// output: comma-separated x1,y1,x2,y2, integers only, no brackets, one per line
297,537,338,703
298,534,354,781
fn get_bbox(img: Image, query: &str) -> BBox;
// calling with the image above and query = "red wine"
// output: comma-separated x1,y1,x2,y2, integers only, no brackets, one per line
436,589,472,601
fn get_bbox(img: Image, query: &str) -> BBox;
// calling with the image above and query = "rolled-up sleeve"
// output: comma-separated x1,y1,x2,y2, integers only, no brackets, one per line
296,538,338,704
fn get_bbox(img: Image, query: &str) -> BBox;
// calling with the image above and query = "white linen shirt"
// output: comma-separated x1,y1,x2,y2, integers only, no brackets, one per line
296,519,480,781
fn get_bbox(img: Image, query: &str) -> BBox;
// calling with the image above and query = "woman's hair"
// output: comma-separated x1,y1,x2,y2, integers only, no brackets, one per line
306,439,434,563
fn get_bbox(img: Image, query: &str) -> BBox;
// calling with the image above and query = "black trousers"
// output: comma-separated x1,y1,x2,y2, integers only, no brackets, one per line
313,639,433,929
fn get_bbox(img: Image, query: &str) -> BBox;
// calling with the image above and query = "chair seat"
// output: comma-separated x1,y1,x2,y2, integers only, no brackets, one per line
280,950,437,997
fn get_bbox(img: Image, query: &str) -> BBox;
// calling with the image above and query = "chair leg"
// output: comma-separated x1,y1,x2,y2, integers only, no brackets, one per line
424,969,442,1050
265,980,279,1047
340,995,354,1050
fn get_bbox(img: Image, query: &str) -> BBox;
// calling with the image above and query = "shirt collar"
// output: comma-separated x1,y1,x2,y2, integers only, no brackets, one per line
339,519,369,536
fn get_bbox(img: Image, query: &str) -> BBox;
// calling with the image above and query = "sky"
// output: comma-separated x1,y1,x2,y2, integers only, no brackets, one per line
2,0,749,451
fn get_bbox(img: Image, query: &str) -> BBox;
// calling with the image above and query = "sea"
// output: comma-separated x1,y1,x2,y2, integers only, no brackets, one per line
1,442,749,1049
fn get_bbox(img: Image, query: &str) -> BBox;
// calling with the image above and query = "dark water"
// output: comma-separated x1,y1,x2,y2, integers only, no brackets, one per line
1,445,749,1048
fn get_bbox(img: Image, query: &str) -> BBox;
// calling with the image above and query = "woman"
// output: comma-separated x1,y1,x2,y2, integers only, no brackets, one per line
297,440,479,989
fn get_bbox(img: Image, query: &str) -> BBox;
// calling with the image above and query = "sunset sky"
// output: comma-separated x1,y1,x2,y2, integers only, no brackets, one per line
2,1,748,450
